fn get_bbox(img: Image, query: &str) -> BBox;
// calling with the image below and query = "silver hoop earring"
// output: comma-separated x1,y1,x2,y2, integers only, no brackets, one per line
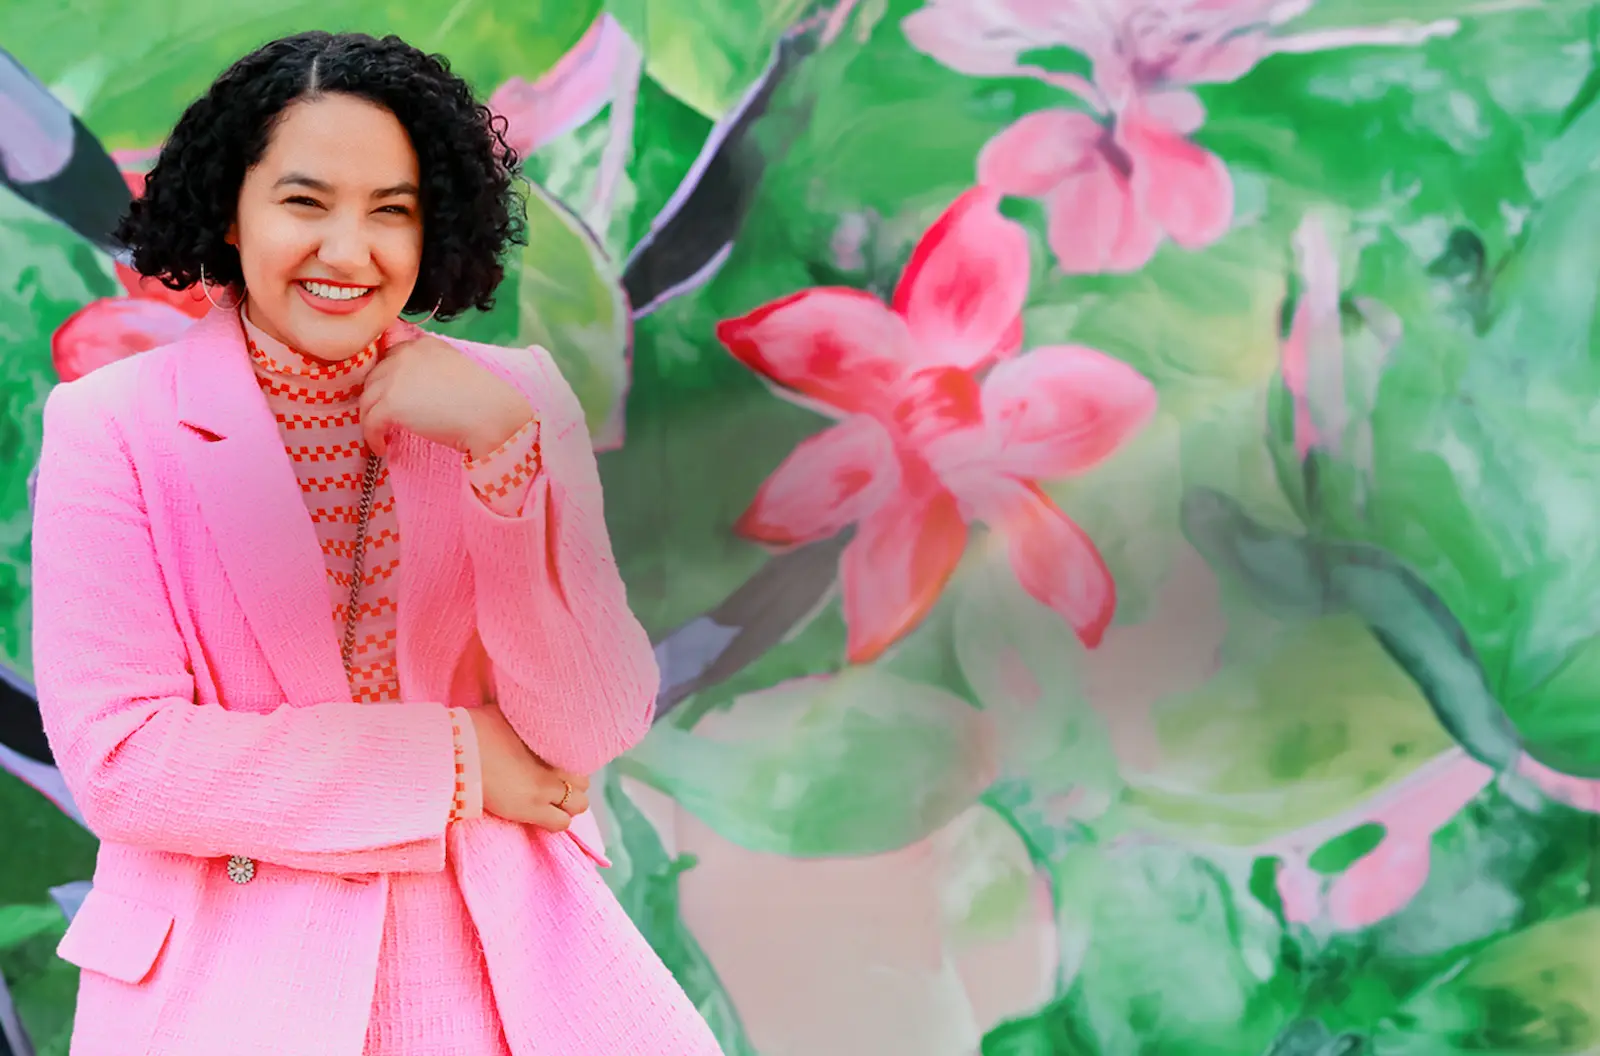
199,265,242,311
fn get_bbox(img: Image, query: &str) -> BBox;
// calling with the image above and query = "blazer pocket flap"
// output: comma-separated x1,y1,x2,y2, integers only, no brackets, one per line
56,888,175,984
565,813,612,868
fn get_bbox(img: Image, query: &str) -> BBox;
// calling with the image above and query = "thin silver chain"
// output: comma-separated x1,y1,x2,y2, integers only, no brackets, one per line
340,451,384,687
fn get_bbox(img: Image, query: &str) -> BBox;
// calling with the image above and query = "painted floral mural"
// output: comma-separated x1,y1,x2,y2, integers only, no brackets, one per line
3,0,1600,1053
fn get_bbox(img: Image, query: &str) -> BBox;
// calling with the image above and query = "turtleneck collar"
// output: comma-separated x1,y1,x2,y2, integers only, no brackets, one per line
239,304,382,397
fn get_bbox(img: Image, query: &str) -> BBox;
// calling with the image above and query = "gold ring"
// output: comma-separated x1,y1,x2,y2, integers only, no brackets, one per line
557,780,572,812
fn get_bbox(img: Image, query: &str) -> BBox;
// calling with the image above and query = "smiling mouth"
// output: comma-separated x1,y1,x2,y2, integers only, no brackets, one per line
297,280,375,301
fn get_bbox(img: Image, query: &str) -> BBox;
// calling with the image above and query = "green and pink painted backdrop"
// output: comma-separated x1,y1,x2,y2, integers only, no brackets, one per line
3,0,1599,1052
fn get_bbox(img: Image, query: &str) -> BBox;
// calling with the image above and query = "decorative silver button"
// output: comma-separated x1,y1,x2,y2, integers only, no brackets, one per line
226,855,256,884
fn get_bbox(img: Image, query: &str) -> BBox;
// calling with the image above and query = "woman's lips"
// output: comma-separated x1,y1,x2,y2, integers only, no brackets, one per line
295,280,376,316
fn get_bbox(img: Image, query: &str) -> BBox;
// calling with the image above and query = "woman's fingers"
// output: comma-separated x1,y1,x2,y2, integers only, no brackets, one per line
558,786,589,816
539,772,589,816
523,803,573,832
382,320,424,350
359,359,395,456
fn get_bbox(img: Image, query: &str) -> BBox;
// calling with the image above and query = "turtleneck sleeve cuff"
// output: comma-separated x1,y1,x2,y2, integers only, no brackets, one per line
463,417,542,518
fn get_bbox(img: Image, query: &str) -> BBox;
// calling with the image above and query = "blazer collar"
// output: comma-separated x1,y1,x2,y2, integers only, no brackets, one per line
170,308,350,704
168,307,474,707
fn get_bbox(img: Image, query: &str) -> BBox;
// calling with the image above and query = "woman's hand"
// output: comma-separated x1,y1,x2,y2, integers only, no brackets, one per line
361,323,533,459
468,705,590,831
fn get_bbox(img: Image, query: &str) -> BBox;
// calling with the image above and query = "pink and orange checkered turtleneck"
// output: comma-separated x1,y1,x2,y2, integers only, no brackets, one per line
242,306,548,1052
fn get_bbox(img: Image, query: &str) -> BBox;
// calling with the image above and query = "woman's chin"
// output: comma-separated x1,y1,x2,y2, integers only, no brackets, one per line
287,316,391,362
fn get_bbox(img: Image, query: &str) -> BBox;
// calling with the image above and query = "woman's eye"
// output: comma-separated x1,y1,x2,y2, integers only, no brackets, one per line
283,196,322,208
376,205,412,216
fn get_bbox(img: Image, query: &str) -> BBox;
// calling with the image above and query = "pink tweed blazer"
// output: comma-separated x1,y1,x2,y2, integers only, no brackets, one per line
30,309,724,1056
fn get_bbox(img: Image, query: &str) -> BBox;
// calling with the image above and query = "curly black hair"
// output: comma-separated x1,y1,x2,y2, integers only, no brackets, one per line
114,31,525,320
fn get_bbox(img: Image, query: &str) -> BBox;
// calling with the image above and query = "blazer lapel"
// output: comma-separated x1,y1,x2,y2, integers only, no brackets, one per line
387,431,475,704
172,309,349,707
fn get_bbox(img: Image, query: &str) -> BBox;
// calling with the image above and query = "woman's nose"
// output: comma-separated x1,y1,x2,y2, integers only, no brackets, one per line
317,216,372,271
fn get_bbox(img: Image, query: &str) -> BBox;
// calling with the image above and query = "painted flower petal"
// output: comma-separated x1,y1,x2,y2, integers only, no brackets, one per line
892,366,986,453
1118,105,1234,251
1164,31,1271,87
716,288,913,416
736,415,900,547
51,298,197,383
900,0,1056,78
840,474,969,663
892,188,1032,371
977,109,1103,199
981,345,1158,481
115,264,212,319
488,14,627,158
981,481,1115,648
1044,155,1163,275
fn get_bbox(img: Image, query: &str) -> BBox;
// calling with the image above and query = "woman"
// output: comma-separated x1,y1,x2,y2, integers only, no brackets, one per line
30,31,724,1056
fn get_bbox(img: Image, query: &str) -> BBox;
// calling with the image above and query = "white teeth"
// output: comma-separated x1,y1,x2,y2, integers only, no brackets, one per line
300,281,372,301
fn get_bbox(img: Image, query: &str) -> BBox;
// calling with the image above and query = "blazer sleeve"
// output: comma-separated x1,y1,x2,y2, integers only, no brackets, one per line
458,344,657,775
29,379,458,875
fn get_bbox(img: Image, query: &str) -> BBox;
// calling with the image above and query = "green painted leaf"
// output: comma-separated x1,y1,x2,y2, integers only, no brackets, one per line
981,993,1105,1056
0,903,73,1056
0,192,121,676
1376,907,1600,1054
1002,844,1290,1056
1126,616,1454,846
1307,823,1387,876
524,106,640,266
597,774,757,1055
618,665,995,857
951,554,1119,823
933,805,1041,947
6,1,601,149
1039,410,1183,628
510,181,631,448
1201,12,1555,261
0,902,63,951
604,0,808,117
1181,486,1519,771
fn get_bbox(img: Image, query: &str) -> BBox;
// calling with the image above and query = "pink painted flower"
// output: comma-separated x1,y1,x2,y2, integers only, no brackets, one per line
716,188,1157,663
52,298,196,383
904,0,1457,274
488,14,633,159
976,96,1231,275
105,151,216,319
111,263,213,319
53,156,207,381
1273,751,1492,930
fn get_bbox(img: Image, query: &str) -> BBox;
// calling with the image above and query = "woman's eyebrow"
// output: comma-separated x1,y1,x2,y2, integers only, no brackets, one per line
273,172,333,192
271,174,418,199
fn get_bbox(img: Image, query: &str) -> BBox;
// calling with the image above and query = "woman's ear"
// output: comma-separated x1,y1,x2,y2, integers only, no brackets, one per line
225,221,238,246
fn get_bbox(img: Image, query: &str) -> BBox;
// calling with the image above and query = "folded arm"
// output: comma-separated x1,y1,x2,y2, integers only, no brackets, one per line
457,344,658,776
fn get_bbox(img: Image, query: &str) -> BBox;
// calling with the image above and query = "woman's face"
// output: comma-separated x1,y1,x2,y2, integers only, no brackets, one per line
229,93,423,361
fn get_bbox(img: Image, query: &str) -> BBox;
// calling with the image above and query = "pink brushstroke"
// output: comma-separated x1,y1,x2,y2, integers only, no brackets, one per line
489,15,632,159
1280,213,1344,458
1267,751,1492,931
